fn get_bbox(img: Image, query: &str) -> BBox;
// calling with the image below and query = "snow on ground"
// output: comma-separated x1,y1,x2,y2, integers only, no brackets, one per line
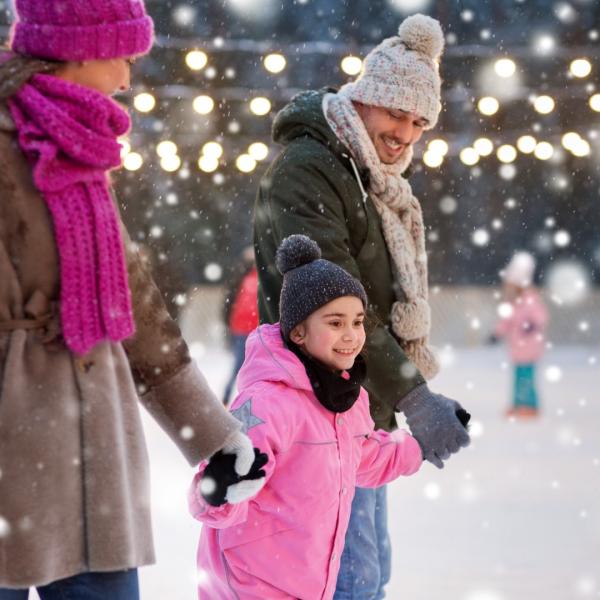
138,345,600,600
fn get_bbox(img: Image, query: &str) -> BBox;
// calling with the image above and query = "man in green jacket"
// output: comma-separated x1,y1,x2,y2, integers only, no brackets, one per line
254,13,471,599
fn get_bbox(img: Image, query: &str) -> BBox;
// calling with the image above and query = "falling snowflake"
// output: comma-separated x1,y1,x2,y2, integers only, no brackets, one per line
472,228,490,246
545,365,563,382
423,482,441,500
204,263,223,281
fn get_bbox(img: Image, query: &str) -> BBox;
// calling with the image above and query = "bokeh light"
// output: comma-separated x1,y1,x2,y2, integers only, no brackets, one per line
185,50,208,71
248,142,269,161
193,95,215,115
264,53,287,74
198,155,219,173
160,154,182,172
123,152,143,171
474,137,494,156
156,141,178,158
534,141,554,160
249,97,272,116
133,92,156,113
341,55,363,76
236,154,257,173
494,58,516,78
477,96,499,116
570,58,592,78
496,144,517,163
533,95,555,114
460,147,479,165
517,135,537,154
202,141,224,159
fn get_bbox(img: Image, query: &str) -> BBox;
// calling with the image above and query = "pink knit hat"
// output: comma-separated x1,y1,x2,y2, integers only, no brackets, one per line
10,0,154,62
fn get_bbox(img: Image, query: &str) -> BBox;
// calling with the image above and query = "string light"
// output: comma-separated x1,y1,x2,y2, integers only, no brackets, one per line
236,154,257,173
517,135,537,154
497,144,517,163
249,97,272,116
133,92,156,113
589,94,600,112
123,152,143,171
248,142,269,161
198,155,219,172
156,141,178,158
561,132,581,151
263,53,287,74
423,151,444,168
534,141,554,160
570,138,591,157
494,58,516,78
473,137,494,156
185,50,208,71
202,141,224,159
570,58,592,78
160,154,182,172
460,147,479,165
477,96,499,116
341,55,363,76
193,95,215,115
533,95,555,114
122,46,598,176
427,139,449,156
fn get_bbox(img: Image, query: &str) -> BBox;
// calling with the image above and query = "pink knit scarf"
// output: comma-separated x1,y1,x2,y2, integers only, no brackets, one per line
7,74,135,355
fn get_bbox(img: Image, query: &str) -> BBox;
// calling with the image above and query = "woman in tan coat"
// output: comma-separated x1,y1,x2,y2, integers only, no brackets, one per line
0,1,261,597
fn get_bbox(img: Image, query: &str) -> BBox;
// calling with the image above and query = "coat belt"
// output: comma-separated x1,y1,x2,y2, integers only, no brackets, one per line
0,314,52,331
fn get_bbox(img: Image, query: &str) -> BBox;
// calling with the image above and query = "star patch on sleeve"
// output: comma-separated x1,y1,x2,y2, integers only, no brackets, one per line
230,398,265,434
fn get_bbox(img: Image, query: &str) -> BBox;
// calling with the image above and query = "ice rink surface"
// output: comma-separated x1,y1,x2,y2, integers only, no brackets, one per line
138,345,600,600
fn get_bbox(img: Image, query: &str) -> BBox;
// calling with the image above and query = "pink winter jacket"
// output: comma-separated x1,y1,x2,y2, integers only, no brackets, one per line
495,288,549,364
188,323,423,600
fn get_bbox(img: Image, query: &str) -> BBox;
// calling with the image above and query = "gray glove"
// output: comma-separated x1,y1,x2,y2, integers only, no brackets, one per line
397,384,471,469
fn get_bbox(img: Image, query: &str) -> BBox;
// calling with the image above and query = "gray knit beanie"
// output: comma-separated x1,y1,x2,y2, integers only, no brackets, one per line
277,235,368,339
339,13,444,129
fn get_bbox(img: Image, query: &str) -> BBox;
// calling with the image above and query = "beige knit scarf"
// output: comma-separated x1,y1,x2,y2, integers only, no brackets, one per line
323,90,439,379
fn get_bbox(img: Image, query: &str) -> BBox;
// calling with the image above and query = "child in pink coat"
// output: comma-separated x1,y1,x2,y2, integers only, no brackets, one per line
495,252,549,417
188,235,423,599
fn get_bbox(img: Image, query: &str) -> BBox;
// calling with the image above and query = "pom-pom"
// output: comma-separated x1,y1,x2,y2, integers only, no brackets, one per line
397,14,444,60
276,234,321,275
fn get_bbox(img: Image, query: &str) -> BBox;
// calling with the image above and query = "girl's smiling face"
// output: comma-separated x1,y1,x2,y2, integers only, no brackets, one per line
289,296,366,372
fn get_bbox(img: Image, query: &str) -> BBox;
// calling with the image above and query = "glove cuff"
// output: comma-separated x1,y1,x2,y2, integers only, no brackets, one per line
396,382,431,413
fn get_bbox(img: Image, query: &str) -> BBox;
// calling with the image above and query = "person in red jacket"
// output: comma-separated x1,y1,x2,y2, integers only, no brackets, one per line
223,248,259,404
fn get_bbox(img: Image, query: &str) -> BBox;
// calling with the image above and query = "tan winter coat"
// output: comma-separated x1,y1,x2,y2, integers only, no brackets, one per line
0,104,241,588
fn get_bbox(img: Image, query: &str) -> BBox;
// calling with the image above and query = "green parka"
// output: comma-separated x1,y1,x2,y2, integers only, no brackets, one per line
254,89,424,431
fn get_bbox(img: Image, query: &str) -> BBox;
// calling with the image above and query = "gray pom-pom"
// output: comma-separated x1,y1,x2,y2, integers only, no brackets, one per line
397,14,444,60
276,234,321,275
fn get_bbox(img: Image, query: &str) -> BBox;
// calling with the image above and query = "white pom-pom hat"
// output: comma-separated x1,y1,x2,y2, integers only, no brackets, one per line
503,252,537,287
339,13,444,129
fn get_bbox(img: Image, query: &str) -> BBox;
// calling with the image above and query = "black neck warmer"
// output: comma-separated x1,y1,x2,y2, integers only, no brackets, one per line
287,341,367,413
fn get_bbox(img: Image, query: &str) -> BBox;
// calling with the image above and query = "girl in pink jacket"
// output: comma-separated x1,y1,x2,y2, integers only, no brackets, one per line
495,252,549,417
188,235,423,599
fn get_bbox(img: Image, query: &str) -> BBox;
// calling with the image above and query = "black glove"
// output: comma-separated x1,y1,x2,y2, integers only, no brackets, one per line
486,333,499,345
200,447,268,507
397,384,471,469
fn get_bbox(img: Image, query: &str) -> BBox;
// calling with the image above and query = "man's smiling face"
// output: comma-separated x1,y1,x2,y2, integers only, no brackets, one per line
354,102,428,165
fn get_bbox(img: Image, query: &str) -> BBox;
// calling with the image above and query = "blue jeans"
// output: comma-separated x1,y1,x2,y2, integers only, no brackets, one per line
223,334,248,405
334,486,391,600
0,569,139,600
